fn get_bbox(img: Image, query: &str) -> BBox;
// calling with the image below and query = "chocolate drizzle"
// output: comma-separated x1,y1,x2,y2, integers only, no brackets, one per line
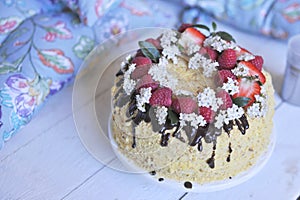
226,142,232,162
206,143,216,169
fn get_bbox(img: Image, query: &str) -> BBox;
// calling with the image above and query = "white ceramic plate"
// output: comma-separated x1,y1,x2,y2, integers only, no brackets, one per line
72,28,276,192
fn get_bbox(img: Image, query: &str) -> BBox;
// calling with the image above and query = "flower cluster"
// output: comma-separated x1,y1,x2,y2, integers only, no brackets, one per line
232,62,249,77
221,78,239,95
188,53,219,77
160,30,181,64
179,113,206,128
204,35,240,52
247,87,268,118
155,106,168,125
215,104,245,129
136,87,152,112
123,63,136,95
237,52,255,61
197,87,223,112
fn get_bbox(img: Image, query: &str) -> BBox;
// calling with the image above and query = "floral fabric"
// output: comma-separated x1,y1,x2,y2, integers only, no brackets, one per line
182,0,300,39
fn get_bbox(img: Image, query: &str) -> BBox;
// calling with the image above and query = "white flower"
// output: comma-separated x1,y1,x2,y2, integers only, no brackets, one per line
197,87,222,111
155,106,168,125
136,87,152,112
222,78,239,95
123,64,136,95
237,52,255,61
215,110,226,129
204,35,240,52
162,44,180,64
231,62,249,77
247,93,268,118
148,61,178,90
179,113,206,128
247,103,262,118
160,29,178,48
226,104,244,120
260,85,267,96
188,53,218,77
186,41,200,55
125,54,133,62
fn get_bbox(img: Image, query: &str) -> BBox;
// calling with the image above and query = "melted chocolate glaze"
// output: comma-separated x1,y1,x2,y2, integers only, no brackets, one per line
116,69,124,77
226,142,233,162
184,181,193,189
206,143,216,169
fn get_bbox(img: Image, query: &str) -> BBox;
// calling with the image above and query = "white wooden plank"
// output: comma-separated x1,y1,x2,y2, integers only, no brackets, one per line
0,113,104,200
0,85,74,161
63,159,186,200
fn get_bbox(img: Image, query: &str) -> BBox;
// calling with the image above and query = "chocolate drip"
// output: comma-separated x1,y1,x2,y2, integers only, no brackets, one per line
116,69,124,77
226,142,232,162
206,143,216,169
184,181,193,189
189,124,209,146
240,114,249,129
223,120,234,134
149,171,156,176
197,141,203,152
132,130,136,148
160,132,170,146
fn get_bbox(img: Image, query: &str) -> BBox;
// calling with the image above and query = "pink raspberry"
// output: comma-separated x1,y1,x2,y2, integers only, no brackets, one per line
172,97,197,114
145,38,162,50
149,87,172,107
218,49,237,69
198,106,215,123
216,90,233,110
136,74,159,91
215,69,237,86
132,56,152,66
249,55,263,71
131,65,151,80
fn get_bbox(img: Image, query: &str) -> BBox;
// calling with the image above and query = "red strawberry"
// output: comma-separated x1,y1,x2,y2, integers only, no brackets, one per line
216,90,232,110
131,65,151,80
249,55,264,71
233,78,261,108
239,61,266,84
218,49,237,69
235,47,251,58
198,106,215,123
172,97,197,114
149,87,173,107
215,69,237,86
136,74,159,91
178,23,192,33
145,38,162,50
132,56,152,66
182,27,206,45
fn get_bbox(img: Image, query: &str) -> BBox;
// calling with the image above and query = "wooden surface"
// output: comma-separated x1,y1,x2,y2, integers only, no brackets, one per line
1,23,300,200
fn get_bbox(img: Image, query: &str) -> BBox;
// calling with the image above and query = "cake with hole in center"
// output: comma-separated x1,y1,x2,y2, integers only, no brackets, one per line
111,23,275,189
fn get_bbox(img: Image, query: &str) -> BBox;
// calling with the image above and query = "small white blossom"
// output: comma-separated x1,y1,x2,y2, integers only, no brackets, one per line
197,87,222,111
136,87,152,112
247,103,262,118
186,41,200,55
155,106,168,125
247,94,268,118
222,78,239,95
160,30,178,48
215,110,226,129
226,104,244,120
179,113,207,128
232,62,249,77
237,52,255,61
260,85,267,96
188,53,218,77
204,35,240,52
123,64,136,95
125,54,133,62
148,62,178,90
162,44,180,64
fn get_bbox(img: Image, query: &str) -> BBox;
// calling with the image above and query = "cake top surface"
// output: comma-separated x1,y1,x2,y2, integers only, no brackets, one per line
114,23,271,150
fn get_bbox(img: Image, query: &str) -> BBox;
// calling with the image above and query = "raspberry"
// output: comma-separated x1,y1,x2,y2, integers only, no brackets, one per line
132,56,152,66
149,87,173,107
131,64,151,80
145,38,162,50
215,69,237,86
205,47,218,61
216,90,233,110
136,74,159,91
218,49,237,69
249,55,263,71
198,106,215,123
172,97,197,114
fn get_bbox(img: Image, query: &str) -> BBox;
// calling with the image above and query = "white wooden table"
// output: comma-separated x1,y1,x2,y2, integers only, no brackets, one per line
1,23,300,200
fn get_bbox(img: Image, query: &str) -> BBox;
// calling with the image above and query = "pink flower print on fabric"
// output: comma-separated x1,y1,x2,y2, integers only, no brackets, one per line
282,3,300,23
43,21,73,42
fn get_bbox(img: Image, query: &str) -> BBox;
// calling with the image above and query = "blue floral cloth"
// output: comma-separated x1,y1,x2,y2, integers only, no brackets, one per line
182,0,300,39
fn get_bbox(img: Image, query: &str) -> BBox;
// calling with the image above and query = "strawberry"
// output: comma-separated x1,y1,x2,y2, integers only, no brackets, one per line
249,55,264,71
131,64,151,80
239,61,266,84
172,97,197,114
235,47,251,58
215,69,237,86
145,38,162,50
182,27,206,45
233,78,261,108
178,23,192,33
149,87,173,107
218,49,237,69
198,106,215,123
216,90,232,110
132,56,152,66
136,74,159,91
